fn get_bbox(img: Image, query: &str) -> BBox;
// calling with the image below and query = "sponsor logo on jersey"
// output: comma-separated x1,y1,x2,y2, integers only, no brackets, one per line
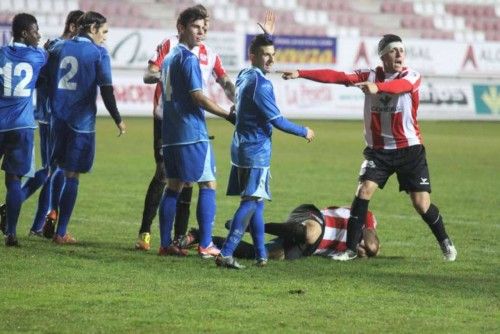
371,94,402,113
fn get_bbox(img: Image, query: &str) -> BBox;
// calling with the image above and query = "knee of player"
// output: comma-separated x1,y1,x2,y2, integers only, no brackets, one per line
410,191,431,215
356,182,377,199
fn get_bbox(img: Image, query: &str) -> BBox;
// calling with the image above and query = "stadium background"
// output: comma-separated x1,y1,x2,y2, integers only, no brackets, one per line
0,0,499,120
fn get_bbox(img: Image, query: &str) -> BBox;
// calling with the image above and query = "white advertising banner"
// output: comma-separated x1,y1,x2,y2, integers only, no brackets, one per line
334,38,500,78
102,71,489,120
33,28,497,120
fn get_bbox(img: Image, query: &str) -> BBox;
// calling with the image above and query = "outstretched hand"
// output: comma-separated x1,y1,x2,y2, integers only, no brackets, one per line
257,11,276,35
280,70,300,80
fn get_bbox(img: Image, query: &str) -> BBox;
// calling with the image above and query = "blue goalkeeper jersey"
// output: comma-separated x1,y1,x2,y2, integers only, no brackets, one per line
231,67,282,168
49,35,113,133
0,42,47,132
160,43,206,146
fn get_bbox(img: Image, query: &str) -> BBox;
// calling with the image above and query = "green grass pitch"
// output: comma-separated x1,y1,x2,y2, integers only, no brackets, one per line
0,118,498,333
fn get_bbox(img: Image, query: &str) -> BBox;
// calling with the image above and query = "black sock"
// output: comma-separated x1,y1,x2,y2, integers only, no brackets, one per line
421,204,448,243
174,187,193,236
346,197,369,251
139,177,166,234
265,222,306,245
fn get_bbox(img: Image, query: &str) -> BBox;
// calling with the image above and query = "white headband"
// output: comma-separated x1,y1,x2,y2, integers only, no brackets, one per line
378,41,404,56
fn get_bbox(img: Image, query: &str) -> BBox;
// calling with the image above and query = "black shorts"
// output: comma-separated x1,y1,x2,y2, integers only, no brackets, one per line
359,145,432,193
153,118,162,163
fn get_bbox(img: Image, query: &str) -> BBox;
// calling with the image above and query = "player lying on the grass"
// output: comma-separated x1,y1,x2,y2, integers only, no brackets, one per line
183,204,379,264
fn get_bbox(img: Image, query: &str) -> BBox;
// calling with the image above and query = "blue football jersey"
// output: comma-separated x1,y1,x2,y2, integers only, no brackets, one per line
35,38,63,123
161,44,206,146
231,67,281,168
49,36,113,132
0,42,47,131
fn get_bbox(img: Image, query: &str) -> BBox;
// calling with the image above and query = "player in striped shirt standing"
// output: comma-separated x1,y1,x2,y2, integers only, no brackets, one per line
281,34,457,262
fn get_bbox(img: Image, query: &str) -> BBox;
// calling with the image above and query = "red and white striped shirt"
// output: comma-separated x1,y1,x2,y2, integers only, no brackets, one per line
148,36,227,119
313,206,377,257
298,67,422,149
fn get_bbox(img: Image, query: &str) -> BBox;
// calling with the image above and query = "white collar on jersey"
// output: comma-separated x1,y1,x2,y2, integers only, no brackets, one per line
10,41,31,48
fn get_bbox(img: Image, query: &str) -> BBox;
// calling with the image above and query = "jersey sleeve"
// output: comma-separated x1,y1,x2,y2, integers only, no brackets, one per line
253,78,281,121
376,69,421,94
96,48,113,86
298,69,369,85
182,54,203,93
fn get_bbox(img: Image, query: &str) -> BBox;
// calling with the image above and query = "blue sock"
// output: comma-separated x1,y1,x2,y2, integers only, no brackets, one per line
196,188,216,248
21,168,48,201
30,176,51,232
56,177,79,237
250,200,267,260
5,179,23,236
221,200,257,257
159,189,180,248
50,168,64,212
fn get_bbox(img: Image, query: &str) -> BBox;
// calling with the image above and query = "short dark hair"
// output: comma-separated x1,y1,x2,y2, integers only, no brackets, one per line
249,33,273,55
63,10,84,35
12,13,37,40
177,6,207,28
192,4,209,18
378,34,403,55
77,11,107,34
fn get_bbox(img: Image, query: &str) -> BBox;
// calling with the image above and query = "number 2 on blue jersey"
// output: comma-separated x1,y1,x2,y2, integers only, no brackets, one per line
57,56,78,90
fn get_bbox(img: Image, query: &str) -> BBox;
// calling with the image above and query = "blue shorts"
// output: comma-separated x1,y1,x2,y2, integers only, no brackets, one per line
38,122,51,169
163,141,215,182
0,128,34,176
226,165,271,200
51,119,95,173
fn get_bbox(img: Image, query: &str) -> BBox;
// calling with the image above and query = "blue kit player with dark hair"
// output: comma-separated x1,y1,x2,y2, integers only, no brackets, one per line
48,11,126,244
158,6,235,257
30,9,85,239
0,13,47,246
215,34,315,269
0,11,85,238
